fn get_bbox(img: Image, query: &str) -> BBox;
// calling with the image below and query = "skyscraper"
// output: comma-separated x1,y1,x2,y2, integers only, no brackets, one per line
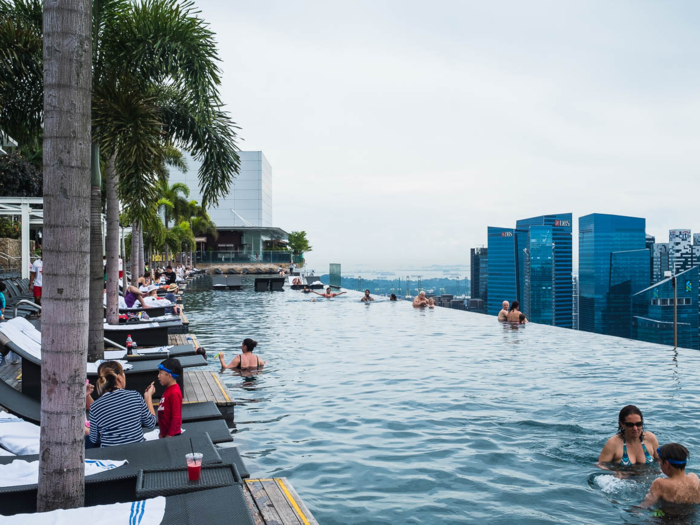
579,214,647,336
487,227,520,316
652,243,671,284
486,214,573,327
669,229,693,274
470,247,488,306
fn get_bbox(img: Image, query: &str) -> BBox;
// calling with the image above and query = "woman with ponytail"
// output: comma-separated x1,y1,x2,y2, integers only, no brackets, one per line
88,361,157,447
217,338,266,370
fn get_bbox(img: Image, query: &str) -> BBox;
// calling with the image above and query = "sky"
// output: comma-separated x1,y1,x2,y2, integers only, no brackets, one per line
191,0,700,272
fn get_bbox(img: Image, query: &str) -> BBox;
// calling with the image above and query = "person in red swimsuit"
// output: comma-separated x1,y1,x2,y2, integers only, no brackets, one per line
312,287,347,298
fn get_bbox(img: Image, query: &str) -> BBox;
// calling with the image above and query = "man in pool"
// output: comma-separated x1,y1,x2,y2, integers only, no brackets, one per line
641,443,700,508
412,291,434,308
312,287,347,298
498,300,509,322
360,289,374,302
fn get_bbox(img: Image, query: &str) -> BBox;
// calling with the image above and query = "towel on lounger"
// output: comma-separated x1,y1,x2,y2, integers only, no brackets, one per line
0,458,128,488
0,410,40,455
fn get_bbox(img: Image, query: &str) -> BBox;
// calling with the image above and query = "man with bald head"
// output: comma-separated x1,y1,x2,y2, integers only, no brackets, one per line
412,291,435,308
498,300,509,322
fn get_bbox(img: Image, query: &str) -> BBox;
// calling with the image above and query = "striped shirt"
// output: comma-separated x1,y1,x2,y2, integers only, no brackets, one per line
88,389,156,447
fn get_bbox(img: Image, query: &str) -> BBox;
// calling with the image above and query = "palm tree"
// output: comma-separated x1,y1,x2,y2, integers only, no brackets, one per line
37,0,92,511
156,179,190,264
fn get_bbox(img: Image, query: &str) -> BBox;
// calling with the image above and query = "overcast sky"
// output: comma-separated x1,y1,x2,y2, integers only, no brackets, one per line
194,0,700,272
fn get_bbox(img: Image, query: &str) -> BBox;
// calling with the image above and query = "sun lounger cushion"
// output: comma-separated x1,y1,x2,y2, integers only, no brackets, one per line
0,411,40,456
0,458,128,488
2,495,166,524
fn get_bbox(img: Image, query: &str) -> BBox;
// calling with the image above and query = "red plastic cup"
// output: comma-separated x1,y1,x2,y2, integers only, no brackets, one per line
186,452,202,481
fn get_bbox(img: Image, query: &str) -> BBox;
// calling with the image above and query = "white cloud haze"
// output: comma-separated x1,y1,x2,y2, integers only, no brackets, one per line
194,0,700,271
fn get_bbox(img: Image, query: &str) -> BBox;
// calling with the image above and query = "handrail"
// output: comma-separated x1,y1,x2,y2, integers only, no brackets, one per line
104,337,127,351
12,299,41,318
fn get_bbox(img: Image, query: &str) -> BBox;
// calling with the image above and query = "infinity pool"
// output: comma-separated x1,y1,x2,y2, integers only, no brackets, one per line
184,278,700,524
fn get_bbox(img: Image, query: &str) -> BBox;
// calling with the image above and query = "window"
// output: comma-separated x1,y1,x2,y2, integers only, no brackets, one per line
661,299,669,306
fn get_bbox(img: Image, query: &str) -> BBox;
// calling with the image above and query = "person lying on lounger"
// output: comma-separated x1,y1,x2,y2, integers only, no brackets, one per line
124,285,151,309
312,287,347,298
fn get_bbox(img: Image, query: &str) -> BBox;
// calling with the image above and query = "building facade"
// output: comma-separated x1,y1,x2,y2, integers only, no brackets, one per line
632,266,699,350
470,247,488,310
579,213,647,336
486,227,520,316
669,229,693,275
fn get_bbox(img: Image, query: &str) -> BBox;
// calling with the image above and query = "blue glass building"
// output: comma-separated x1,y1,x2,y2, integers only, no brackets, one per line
632,266,699,350
579,214,647,336
486,214,573,327
516,214,573,327
487,227,519,316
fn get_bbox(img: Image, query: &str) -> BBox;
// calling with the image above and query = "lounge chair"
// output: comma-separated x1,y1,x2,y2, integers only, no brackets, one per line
0,432,251,518
103,320,180,347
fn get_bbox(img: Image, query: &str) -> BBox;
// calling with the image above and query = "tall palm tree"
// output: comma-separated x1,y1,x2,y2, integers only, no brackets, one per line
37,0,92,511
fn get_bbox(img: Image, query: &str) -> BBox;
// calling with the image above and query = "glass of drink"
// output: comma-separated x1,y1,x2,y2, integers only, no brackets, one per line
185,452,203,481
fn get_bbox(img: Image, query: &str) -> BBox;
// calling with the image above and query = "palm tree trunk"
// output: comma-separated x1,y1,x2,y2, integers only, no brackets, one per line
38,0,92,511
139,226,145,276
105,152,120,325
164,216,169,265
121,226,127,291
88,143,104,361
131,220,139,283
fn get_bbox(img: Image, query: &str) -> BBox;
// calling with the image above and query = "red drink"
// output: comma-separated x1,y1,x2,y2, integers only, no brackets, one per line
187,464,201,481
185,452,202,481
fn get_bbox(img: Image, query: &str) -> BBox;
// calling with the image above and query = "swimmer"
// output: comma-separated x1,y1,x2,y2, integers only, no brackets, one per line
498,300,509,322
390,294,398,301
519,313,528,324
302,286,311,294
598,405,659,466
506,301,523,322
641,443,700,507
312,287,347,298
360,289,374,302
217,338,266,370
412,291,434,308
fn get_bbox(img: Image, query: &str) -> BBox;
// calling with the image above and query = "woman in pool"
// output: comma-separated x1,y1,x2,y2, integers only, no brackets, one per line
506,301,523,322
598,405,659,466
217,338,266,370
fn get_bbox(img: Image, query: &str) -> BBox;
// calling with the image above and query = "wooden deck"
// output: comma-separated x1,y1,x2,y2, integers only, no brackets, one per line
0,360,21,391
183,370,235,425
245,478,319,525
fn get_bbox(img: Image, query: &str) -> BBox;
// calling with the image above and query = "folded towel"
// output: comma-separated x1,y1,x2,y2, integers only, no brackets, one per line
103,323,160,331
103,346,171,360
0,458,128,488
0,410,40,455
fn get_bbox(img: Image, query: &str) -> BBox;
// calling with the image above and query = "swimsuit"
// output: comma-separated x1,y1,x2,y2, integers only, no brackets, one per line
236,355,261,370
620,437,654,466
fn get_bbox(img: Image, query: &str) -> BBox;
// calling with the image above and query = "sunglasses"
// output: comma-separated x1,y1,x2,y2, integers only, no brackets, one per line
622,421,644,428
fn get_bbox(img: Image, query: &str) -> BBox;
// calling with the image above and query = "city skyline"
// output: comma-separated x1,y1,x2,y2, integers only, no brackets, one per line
185,1,700,270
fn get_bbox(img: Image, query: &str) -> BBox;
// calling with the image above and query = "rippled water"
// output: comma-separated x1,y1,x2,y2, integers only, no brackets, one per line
184,277,700,524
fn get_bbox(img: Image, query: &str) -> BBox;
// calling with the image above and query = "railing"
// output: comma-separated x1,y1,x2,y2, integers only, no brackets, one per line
196,250,293,264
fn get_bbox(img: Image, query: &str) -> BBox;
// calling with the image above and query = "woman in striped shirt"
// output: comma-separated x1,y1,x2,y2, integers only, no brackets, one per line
88,361,157,447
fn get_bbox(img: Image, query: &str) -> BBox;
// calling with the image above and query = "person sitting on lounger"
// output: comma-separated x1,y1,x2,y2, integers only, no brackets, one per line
156,358,183,438
165,284,180,315
88,361,157,447
312,287,347,298
361,289,374,302
412,291,434,308
217,338,266,370
124,285,151,309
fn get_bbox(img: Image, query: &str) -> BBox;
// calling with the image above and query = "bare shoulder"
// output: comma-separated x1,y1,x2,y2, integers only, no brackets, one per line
644,431,659,445
604,435,622,448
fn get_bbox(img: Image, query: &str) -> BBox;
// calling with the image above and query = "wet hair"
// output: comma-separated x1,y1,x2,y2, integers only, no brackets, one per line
616,405,645,441
0,281,5,292
96,361,124,395
390,294,397,301
365,289,370,294
509,300,520,312
242,338,258,352
658,443,689,470
160,357,183,379
326,287,331,292
519,313,526,323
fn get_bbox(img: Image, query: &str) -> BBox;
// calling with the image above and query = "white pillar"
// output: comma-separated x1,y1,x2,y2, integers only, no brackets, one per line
21,201,30,278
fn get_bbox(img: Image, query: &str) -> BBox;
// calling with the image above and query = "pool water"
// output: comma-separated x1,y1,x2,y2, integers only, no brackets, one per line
184,278,700,524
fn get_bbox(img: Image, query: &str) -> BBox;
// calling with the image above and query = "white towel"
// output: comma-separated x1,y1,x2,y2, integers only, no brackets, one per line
0,410,40,455
0,458,128,488
103,323,160,331
103,294,128,308
0,319,41,360
143,428,184,441
104,346,171,360
143,297,174,307
0,446,15,456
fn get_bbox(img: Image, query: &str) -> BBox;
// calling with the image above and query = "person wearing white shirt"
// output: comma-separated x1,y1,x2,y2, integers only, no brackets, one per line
29,257,43,307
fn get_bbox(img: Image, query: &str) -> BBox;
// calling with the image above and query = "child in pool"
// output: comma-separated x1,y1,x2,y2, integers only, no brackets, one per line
641,443,700,508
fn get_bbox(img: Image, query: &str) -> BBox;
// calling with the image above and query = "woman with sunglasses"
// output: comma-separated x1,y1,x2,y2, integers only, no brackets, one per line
598,405,659,465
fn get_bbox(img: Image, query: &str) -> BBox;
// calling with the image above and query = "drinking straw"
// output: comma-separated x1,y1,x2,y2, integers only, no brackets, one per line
190,438,195,457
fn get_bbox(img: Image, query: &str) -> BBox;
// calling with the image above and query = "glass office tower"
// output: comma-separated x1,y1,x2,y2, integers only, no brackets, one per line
487,227,519,316
470,247,488,303
516,214,573,327
633,266,699,350
579,214,647,336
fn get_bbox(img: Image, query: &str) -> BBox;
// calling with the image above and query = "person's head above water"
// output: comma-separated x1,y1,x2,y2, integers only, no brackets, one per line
657,443,689,472
364,289,370,296
419,291,426,297
509,300,520,312
390,294,397,301
242,338,258,353
502,300,509,310
326,287,332,294
617,405,645,441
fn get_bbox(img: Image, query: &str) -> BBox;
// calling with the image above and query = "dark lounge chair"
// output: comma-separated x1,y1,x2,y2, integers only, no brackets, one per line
104,321,180,347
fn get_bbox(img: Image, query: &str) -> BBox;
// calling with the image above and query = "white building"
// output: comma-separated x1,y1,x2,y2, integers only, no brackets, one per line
169,151,288,264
